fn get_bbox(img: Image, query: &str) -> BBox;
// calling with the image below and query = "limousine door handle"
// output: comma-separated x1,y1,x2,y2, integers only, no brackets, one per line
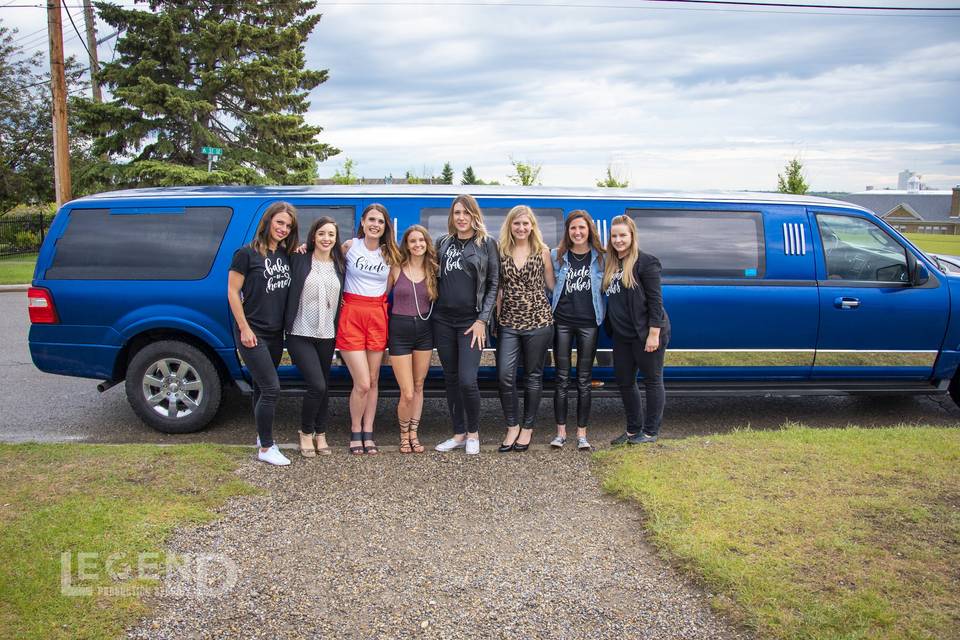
834,296,861,309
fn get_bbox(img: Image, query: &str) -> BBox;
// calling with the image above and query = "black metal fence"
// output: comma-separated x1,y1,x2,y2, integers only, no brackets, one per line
0,214,51,259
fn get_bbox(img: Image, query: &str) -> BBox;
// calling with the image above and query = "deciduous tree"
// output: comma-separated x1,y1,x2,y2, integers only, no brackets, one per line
596,165,629,188
777,158,809,195
509,157,541,186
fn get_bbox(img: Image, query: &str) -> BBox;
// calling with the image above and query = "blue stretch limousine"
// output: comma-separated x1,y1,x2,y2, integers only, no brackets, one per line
27,185,960,433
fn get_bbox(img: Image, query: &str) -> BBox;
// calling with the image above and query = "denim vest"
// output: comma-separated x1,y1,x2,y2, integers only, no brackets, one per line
550,247,606,326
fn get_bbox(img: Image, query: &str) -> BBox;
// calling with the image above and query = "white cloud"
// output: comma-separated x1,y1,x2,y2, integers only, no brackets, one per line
6,1,959,191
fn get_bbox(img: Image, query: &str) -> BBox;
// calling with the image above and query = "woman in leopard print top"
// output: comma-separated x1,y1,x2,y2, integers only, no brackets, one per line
495,205,556,452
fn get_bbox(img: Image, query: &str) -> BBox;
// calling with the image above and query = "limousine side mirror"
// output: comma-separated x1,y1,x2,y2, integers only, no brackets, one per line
910,254,929,287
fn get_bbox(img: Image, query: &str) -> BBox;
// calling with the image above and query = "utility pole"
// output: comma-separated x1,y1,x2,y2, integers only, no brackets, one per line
82,0,102,102
47,0,72,207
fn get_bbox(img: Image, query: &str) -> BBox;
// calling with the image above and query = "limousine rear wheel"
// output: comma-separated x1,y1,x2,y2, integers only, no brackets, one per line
125,341,222,433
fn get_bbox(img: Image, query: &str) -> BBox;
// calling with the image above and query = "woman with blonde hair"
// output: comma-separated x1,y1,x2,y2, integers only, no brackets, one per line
338,203,401,455
549,210,605,451
495,205,556,453
433,194,500,455
386,225,438,453
227,201,298,466
602,215,670,445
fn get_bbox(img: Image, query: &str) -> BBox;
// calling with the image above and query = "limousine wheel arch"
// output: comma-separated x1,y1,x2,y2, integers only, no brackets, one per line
950,375,960,409
125,340,222,434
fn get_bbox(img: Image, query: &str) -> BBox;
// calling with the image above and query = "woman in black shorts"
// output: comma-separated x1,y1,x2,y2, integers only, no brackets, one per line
387,224,438,453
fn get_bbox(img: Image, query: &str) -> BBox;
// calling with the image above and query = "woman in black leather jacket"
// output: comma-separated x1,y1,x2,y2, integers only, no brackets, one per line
432,194,500,455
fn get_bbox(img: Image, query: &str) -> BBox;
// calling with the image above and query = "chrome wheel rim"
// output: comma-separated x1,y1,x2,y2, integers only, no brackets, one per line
141,358,204,419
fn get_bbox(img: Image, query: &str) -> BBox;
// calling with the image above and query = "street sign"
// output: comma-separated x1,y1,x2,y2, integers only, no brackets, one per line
201,147,223,156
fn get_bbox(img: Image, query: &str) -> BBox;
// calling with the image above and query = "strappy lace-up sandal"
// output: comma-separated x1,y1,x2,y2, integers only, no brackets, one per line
399,419,413,454
408,418,425,453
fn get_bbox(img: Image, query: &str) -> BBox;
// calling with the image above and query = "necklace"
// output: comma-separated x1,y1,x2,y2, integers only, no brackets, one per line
570,250,589,264
313,257,337,311
407,269,433,321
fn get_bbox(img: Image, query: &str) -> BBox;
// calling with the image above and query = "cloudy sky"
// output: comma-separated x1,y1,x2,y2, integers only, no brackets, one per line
5,1,960,190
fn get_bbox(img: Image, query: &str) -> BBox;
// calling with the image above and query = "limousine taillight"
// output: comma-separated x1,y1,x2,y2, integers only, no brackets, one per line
27,287,58,324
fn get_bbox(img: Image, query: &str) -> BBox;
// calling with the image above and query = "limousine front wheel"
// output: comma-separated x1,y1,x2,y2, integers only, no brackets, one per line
125,341,222,433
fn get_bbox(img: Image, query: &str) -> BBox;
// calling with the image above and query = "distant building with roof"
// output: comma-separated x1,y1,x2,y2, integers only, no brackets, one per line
824,187,960,234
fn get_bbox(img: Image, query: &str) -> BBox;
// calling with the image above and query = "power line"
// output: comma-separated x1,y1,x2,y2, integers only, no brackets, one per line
0,0,959,10
62,2,92,60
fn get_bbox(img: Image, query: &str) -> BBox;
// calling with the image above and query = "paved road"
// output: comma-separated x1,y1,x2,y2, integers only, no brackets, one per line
4,291,959,446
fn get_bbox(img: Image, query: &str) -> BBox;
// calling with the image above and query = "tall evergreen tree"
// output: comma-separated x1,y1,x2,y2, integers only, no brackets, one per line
440,161,454,185
75,0,338,186
461,166,480,185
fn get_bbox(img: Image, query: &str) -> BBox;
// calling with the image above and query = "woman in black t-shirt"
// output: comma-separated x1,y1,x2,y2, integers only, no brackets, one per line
432,194,500,455
602,215,671,445
228,201,298,466
549,210,606,451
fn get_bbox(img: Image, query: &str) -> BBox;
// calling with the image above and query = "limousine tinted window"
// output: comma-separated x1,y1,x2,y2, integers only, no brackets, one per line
817,213,909,283
46,206,233,280
628,209,765,277
295,205,356,244
420,207,564,246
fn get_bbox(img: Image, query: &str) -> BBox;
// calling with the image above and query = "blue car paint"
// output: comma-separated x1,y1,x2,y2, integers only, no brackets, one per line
27,186,960,429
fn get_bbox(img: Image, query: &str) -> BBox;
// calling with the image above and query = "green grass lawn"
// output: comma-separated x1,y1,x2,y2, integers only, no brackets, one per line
0,444,255,639
598,426,960,640
905,233,960,255
0,255,36,285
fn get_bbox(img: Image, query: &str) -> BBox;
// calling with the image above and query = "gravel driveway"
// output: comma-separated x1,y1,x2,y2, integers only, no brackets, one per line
128,448,747,640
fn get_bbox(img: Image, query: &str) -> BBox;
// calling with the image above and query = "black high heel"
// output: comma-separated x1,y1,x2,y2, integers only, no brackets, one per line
498,426,520,453
512,428,533,452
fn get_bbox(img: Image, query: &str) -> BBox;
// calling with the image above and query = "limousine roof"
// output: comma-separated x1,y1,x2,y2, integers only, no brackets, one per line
70,185,872,213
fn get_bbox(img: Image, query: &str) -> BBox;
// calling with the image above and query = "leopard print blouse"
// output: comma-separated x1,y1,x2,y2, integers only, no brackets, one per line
499,250,553,330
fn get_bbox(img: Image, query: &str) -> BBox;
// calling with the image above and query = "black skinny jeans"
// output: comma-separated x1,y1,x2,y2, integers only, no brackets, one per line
286,334,335,435
236,330,284,448
497,325,553,428
552,324,599,428
612,331,669,436
434,318,484,435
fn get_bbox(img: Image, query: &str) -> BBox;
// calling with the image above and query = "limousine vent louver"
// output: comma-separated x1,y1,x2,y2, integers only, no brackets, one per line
783,223,807,255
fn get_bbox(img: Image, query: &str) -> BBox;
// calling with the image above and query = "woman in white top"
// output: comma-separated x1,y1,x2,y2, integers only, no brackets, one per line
285,217,345,457
337,203,401,455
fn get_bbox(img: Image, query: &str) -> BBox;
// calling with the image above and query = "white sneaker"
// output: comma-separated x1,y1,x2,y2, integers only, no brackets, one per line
435,438,466,452
256,435,261,447
258,444,291,466
465,438,480,455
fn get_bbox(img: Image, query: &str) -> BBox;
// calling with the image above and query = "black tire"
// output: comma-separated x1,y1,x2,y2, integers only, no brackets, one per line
125,340,222,434
950,375,960,409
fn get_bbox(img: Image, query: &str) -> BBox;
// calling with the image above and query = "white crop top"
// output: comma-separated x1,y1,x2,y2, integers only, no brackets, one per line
343,240,389,296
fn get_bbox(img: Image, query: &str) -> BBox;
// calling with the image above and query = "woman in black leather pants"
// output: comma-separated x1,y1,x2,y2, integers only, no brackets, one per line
549,210,606,451
495,205,556,452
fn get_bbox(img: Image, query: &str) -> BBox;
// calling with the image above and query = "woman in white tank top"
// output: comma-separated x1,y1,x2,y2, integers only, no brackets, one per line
336,203,401,455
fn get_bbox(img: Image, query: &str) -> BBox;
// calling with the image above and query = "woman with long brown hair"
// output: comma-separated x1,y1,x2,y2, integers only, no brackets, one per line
227,201,298,466
602,215,670,445
285,216,346,457
338,203,401,455
386,224,438,453
433,194,500,455
549,210,605,451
